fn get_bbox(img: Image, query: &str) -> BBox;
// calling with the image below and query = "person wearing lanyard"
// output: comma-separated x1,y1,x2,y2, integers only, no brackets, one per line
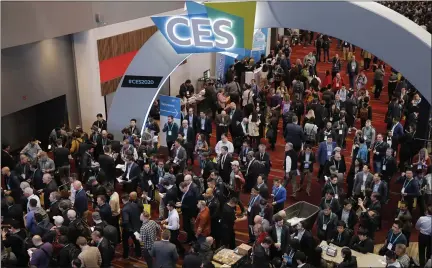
322,175,340,198
162,116,179,156
379,220,407,255
320,191,340,213
415,205,432,266
270,214,289,258
329,221,350,247
317,204,337,241
399,168,420,213
271,178,287,214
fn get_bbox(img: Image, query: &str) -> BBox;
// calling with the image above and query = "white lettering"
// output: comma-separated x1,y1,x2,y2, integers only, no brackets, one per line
166,17,192,46
213,19,235,49
191,18,213,47
129,80,155,85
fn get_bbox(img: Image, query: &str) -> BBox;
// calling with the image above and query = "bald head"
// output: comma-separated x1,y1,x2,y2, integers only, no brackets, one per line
278,210,287,219
1,167,10,175
206,236,214,245
184,175,192,184
32,235,43,246
205,188,214,198
42,173,52,184
67,209,77,220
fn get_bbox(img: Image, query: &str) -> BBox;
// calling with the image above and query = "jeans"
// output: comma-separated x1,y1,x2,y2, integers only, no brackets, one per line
349,74,355,89
300,170,312,192
324,49,330,62
142,248,153,268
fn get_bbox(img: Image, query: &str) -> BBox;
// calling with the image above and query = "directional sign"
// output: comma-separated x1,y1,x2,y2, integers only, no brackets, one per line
159,95,181,119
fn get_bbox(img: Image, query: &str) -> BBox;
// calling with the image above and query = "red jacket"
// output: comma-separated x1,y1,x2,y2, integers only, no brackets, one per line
332,77,345,91
195,207,211,236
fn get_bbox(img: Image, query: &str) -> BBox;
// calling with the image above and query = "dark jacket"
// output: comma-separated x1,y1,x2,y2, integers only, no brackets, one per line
336,209,358,230
349,236,374,254
284,123,305,148
182,253,202,268
252,244,271,268
269,225,291,253
98,237,114,267
330,230,351,247
121,202,142,232
74,189,88,217
299,151,315,172
98,154,116,182
337,256,358,268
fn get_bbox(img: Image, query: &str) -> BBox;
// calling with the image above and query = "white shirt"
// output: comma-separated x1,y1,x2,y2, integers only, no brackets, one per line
215,140,234,155
276,226,282,244
415,215,432,236
166,209,180,230
27,194,41,212
285,155,292,173
69,185,77,204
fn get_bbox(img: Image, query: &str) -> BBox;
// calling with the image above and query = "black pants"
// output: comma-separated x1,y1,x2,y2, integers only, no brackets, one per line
273,202,284,214
402,230,411,246
418,233,432,266
364,58,371,70
183,215,196,242
324,49,330,62
316,48,322,62
374,80,383,98
167,141,174,156
142,248,153,268
332,71,337,80
222,226,236,249
111,215,121,244
169,229,184,254
122,231,141,258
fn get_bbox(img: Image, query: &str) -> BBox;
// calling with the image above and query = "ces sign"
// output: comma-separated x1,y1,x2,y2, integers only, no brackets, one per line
166,17,235,49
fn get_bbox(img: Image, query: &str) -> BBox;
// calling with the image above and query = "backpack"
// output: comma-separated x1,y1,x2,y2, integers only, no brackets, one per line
73,218,92,240
359,107,369,120
68,244,81,260
294,80,304,93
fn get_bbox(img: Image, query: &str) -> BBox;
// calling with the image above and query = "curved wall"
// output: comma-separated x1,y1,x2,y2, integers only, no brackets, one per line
108,1,431,138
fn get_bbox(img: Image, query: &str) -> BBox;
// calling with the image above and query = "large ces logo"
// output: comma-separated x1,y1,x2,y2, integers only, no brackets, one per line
152,1,256,54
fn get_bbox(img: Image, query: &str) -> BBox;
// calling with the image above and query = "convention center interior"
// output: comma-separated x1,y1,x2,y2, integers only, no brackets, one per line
1,1,432,268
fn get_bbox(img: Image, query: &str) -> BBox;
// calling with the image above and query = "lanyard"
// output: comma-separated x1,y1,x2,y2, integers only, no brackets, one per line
249,196,257,206
403,179,412,189
323,213,333,225
330,184,338,194
326,198,333,206
274,187,281,197
167,123,173,131
333,160,339,170
389,232,402,244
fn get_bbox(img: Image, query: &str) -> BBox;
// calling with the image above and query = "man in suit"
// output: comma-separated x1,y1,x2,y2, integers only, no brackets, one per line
390,117,404,152
120,193,142,259
271,178,287,214
329,221,351,247
245,151,263,193
217,146,233,184
228,102,243,141
73,180,88,217
256,175,269,200
255,144,271,177
150,230,179,268
92,113,107,132
353,164,374,197
239,140,252,167
370,173,388,204
247,187,262,242
381,148,397,200
172,139,187,172
337,199,358,231
178,181,198,243
346,55,359,89
371,134,388,173
91,230,114,267
197,111,212,145
215,110,231,142
317,136,337,180
270,214,291,258
47,191,62,221
53,138,70,177
349,228,374,253
252,236,272,267
292,222,316,255
3,196,24,227
316,204,338,241
183,107,199,134
284,115,305,152
120,155,140,193
98,145,115,185
298,145,315,196
40,173,58,210
204,188,221,247
96,195,112,223
179,120,195,165
1,143,15,169
2,167,21,204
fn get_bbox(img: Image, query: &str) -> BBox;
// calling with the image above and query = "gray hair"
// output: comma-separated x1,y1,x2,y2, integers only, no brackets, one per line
67,209,77,220
23,187,34,195
20,182,30,191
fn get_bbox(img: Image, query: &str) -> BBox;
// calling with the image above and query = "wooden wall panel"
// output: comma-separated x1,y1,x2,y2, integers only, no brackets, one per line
97,25,158,61
101,77,122,96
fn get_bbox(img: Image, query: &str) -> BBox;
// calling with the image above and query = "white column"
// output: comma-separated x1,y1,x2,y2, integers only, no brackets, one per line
72,30,106,133
266,28,271,55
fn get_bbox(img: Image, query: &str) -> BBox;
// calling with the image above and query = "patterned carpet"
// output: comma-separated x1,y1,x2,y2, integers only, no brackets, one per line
111,39,421,267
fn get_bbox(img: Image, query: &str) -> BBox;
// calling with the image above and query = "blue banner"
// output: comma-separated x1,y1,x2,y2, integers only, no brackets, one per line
249,28,268,62
159,95,181,119
215,53,226,82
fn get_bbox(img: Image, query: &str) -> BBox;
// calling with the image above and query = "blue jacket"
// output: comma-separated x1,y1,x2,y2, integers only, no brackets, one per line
392,122,404,139
74,189,88,217
272,186,286,204
317,141,337,165
357,144,368,163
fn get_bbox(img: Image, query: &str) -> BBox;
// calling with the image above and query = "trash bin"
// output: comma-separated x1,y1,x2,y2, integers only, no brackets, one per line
282,201,320,230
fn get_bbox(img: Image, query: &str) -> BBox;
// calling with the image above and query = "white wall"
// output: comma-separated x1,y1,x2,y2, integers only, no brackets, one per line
169,53,216,96
72,8,185,132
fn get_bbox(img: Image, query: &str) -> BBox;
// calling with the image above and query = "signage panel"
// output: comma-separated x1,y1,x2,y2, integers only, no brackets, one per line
121,75,163,88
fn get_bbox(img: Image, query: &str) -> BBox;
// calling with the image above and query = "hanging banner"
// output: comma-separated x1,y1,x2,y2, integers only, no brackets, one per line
250,28,269,62
159,95,181,147
215,53,227,83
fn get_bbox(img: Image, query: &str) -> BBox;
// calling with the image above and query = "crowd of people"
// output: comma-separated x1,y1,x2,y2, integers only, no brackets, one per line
381,1,432,33
1,23,431,268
